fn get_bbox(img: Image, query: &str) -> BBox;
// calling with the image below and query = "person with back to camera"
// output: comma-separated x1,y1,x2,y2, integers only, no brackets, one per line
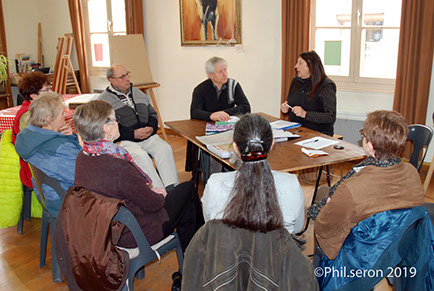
201,113,305,234
72,100,204,253
281,50,336,136
182,115,318,290
15,92,81,217
313,110,425,260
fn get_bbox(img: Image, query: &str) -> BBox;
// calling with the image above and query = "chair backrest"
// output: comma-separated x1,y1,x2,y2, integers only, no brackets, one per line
29,164,66,211
407,124,433,171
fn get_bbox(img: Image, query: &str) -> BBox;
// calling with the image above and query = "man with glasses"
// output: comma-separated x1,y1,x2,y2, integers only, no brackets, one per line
98,64,179,190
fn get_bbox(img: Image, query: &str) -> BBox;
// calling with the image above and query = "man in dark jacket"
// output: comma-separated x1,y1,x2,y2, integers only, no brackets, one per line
190,56,251,121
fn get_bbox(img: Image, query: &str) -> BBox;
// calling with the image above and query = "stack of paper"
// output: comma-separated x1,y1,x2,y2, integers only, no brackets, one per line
301,148,329,157
270,120,301,130
272,129,300,142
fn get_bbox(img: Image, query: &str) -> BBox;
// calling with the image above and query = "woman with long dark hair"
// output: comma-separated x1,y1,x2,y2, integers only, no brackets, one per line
182,114,318,290
202,114,305,234
281,50,336,136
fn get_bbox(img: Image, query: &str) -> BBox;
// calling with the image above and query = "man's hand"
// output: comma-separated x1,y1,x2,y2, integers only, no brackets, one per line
292,106,307,118
210,111,230,122
134,127,154,140
153,187,167,198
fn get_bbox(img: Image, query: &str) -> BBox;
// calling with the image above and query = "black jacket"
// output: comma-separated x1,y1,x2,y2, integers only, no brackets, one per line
191,78,251,121
182,220,319,290
286,77,336,136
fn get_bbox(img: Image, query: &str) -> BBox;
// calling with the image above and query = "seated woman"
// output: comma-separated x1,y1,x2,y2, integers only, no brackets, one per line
280,51,336,136
72,100,203,251
201,114,305,234
182,115,317,290
313,110,425,260
15,92,81,217
12,71,51,190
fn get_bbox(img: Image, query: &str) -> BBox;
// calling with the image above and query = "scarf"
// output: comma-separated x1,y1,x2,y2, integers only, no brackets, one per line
83,140,152,186
307,155,402,219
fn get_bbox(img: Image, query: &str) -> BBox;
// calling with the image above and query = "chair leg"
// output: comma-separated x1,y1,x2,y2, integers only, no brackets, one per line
50,219,62,282
17,185,32,234
40,210,50,268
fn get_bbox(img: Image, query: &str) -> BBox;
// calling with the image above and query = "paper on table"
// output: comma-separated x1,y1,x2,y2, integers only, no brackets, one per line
295,136,339,150
270,120,301,130
301,148,329,157
64,94,99,106
272,129,300,139
196,130,234,146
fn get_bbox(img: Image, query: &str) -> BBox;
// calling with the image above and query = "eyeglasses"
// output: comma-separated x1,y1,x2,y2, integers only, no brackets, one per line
39,85,52,93
359,129,367,139
111,72,131,80
107,115,120,124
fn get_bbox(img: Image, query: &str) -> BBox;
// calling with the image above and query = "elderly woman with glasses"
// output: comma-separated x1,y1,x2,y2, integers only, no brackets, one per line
12,71,52,190
15,92,81,217
72,100,203,251
310,110,424,260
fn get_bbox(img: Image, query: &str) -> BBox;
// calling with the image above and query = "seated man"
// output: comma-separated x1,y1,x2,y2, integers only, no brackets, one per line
98,64,179,189
314,110,425,260
190,56,251,121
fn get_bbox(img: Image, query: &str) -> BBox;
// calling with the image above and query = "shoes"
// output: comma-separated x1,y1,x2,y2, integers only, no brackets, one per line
172,271,182,291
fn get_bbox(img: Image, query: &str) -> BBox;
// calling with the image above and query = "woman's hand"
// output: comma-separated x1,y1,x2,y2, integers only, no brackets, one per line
59,124,73,135
292,106,307,118
280,102,290,114
153,187,168,198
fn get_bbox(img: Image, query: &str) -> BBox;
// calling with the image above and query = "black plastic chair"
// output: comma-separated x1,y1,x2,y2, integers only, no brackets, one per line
407,124,433,172
114,206,184,291
30,164,65,282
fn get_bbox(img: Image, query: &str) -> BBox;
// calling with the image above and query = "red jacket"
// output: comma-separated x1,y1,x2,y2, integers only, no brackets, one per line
12,100,32,188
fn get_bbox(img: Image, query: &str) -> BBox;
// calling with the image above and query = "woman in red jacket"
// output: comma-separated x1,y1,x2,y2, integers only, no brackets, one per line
12,71,50,189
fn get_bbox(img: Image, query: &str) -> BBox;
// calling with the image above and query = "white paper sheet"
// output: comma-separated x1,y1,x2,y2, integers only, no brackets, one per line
295,136,339,150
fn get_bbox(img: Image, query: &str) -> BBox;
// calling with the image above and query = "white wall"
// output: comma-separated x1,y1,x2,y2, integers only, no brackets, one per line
3,0,39,71
3,0,77,73
142,0,282,122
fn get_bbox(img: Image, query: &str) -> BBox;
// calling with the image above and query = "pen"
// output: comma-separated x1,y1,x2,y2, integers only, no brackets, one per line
284,103,293,109
304,139,319,145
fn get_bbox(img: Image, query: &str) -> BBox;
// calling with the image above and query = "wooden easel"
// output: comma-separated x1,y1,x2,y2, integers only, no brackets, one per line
135,83,167,142
52,34,78,94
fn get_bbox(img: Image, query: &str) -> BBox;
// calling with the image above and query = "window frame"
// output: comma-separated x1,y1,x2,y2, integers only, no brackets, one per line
310,0,400,93
82,0,127,75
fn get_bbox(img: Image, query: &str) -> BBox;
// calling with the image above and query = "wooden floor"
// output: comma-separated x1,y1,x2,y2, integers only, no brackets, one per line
1,134,433,290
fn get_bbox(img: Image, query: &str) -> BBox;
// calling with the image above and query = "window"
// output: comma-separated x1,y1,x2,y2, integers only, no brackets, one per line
310,0,402,92
82,0,127,69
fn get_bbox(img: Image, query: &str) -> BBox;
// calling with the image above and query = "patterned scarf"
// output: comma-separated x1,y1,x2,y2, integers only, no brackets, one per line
83,140,152,185
307,155,402,219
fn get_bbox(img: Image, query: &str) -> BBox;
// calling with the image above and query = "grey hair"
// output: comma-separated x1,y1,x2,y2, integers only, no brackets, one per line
73,100,114,143
205,57,227,74
28,92,65,128
106,66,115,80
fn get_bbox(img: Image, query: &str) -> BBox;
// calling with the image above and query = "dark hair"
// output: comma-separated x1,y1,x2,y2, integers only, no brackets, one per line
299,51,327,99
364,110,408,160
18,71,49,101
73,100,114,143
223,114,284,232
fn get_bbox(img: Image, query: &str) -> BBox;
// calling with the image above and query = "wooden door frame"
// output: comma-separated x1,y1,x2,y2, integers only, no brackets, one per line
0,0,13,108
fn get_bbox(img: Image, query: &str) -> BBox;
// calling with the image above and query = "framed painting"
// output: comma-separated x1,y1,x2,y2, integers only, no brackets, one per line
180,0,242,46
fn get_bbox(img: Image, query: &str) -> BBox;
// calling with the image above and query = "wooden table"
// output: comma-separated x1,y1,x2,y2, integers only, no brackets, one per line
165,112,366,173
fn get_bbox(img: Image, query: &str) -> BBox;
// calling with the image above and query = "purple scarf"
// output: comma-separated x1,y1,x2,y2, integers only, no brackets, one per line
83,140,152,186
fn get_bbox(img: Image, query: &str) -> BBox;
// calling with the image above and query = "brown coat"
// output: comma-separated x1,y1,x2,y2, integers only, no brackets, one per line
54,187,128,291
314,162,424,260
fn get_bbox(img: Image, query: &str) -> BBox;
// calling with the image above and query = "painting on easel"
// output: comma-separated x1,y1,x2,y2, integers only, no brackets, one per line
179,0,241,46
